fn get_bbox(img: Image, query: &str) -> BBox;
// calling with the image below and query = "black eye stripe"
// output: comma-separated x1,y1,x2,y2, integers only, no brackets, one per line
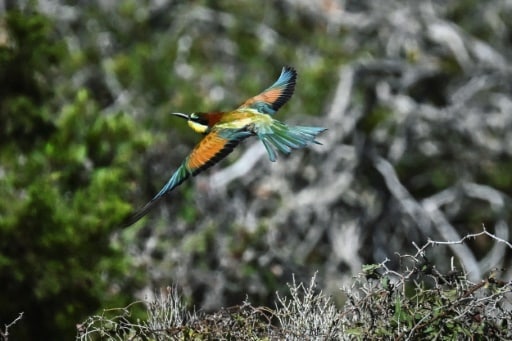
190,113,208,125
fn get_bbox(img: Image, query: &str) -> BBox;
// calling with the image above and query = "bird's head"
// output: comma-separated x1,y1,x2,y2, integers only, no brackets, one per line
171,112,210,134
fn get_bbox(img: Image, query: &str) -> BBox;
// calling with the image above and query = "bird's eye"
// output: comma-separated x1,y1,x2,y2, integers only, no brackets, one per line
190,113,198,120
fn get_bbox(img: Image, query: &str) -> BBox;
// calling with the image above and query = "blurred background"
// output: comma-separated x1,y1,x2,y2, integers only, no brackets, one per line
1,0,512,338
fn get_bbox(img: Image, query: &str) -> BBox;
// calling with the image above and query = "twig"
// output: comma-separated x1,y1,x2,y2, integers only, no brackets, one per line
1,312,24,341
428,225,512,250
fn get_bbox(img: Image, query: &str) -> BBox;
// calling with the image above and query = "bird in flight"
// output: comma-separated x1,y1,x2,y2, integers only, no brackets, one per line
123,66,326,227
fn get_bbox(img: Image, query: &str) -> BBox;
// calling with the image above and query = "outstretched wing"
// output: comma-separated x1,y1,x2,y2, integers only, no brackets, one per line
237,66,296,115
122,129,252,227
185,128,252,175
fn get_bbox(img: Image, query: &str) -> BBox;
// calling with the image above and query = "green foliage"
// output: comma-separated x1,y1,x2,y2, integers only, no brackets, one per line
0,9,151,339
342,253,512,339
0,10,64,148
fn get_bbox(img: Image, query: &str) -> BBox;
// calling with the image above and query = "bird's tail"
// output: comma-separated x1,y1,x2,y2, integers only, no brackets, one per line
256,120,327,162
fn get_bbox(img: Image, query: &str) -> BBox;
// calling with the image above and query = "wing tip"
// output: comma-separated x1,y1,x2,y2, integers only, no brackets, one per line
120,201,155,228
282,65,297,79
271,66,297,111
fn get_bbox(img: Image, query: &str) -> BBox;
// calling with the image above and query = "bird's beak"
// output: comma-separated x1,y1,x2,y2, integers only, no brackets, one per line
170,112,189,120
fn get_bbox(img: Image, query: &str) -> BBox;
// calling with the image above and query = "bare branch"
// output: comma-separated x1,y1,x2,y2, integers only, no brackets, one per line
1,312,24,341
428,225,512,250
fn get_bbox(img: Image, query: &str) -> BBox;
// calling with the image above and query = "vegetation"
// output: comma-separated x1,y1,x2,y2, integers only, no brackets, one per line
75,231,512,339
0,8,149,339
1,0,511,339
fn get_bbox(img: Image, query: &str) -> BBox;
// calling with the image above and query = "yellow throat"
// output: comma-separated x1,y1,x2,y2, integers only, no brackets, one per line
187,119,209,134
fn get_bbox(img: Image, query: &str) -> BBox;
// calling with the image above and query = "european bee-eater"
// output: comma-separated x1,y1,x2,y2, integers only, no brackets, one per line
123,66,326,227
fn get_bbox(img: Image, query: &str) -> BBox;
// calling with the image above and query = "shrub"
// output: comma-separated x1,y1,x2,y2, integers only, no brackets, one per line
75,230,512,339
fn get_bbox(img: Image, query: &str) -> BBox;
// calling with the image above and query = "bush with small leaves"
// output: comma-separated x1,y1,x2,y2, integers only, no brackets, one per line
76,231,512,339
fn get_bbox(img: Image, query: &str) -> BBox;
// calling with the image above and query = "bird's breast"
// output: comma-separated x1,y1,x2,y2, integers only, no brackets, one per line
215,109,272,130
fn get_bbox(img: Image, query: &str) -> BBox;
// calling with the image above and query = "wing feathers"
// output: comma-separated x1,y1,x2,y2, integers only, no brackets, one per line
238,66,297,115
186,130,252,174
121,165,189,227
123,129,252,227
